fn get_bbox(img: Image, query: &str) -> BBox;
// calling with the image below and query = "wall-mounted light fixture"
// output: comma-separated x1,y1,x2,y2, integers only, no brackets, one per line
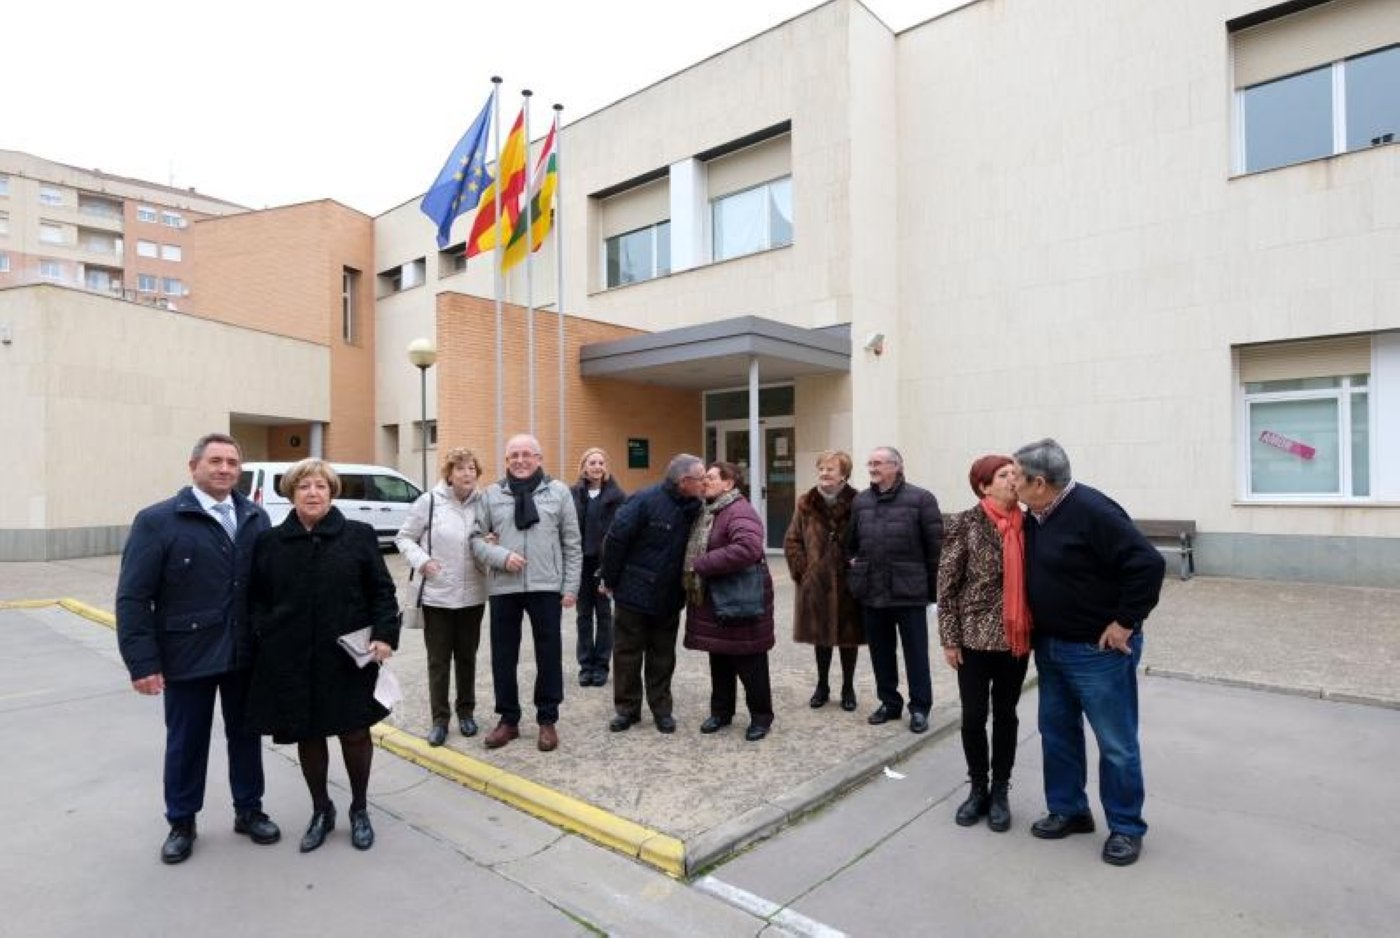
863,331,886,356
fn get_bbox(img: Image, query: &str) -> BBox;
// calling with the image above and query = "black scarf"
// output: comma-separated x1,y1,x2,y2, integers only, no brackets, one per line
506,468,546,530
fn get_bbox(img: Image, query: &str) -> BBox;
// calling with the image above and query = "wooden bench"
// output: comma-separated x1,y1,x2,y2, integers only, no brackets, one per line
1134,520,1196,581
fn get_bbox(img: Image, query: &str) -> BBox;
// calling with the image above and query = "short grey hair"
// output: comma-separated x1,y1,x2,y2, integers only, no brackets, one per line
1014,438,1073,488
190,433,242,462
872,446,904,470
665,454,703,483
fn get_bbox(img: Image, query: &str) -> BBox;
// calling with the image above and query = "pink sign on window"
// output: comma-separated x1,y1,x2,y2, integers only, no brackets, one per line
1258,430,1316,460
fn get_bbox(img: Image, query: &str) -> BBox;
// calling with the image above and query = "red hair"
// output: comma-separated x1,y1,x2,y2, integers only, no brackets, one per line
968,454,1013,498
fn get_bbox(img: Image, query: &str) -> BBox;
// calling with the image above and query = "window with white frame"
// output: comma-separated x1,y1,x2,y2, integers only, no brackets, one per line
342,267,360,344
1232,0,1400,175
161,211,184,228
137,206,158,223
137,273,157,292
162,277,185,295
1239,337,1374,499
0,212,8,236
161,244,182,262
711,176,792,262
136,240,158,258
0,176,9,197
0,253,10,273
38,259,63,280
605,221,670,287
39,222,66,245
39,186,63,206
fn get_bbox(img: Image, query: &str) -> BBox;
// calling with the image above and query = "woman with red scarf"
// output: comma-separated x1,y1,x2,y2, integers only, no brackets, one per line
936,455,1033,832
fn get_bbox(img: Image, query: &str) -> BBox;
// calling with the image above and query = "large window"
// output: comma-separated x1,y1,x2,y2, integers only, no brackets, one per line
39,222,65,245
136,240,158,258
38,259,63,281
160,244,182,262
162,277,185,296
1239,44,1400,174
342,267,360,344
0,253,9,273
711,176,792,262
136,206,158,223
39,186,63,206
137,273,157,292
0,176,9,197
1245,376,1369,497
605,221,670,287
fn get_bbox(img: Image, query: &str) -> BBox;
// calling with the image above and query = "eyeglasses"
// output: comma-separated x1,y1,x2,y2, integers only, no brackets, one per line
866,460,895,468
682,474,706,483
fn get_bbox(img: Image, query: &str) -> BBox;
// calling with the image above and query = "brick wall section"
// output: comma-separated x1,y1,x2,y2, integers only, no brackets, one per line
192,201,376,462
437,293,702,490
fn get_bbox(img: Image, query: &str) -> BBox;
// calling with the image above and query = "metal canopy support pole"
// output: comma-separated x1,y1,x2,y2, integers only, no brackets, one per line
748,355,765,546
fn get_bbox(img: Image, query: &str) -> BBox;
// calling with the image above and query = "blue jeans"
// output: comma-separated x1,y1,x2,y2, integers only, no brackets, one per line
1034,633,1147,837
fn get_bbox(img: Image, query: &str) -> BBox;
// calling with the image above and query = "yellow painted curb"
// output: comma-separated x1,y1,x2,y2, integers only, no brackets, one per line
372,723,687,878
0,597,115,629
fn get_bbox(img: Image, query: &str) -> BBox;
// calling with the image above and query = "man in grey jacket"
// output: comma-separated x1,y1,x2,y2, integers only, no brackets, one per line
471,434,582,751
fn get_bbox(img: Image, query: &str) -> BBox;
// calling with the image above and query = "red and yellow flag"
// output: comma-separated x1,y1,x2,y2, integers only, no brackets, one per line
465,108,528,258
502,123,558,273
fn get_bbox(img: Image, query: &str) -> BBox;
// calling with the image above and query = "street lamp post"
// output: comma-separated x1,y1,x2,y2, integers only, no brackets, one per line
407,338,437,491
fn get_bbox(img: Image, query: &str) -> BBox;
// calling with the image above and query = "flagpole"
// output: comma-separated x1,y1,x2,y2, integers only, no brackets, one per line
521,89,536,439
553,103,565,474
489,76,504,461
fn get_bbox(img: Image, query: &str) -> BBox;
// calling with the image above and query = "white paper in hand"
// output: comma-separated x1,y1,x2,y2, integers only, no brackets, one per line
337,627,375,667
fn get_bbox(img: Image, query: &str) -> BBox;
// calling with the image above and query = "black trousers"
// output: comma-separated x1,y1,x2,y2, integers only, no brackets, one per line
956,647,1031,783
423,604,484,725
708,652,773,727
863,604,933,716
489,592,564,726
162,669,264,823
575,556,614,677
611,605,680,719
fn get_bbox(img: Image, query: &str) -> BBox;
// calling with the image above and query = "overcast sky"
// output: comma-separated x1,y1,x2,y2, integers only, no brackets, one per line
7,0,959,216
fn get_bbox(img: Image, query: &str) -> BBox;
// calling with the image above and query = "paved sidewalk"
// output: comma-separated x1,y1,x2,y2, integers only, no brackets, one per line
4,553,1398,878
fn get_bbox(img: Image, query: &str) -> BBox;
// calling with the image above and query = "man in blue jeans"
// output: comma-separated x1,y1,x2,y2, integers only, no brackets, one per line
1014,438,1164,867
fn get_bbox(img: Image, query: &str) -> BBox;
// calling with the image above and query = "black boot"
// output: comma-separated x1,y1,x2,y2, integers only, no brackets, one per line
988,781,1011,832
809,681,830,708
955,779,990,827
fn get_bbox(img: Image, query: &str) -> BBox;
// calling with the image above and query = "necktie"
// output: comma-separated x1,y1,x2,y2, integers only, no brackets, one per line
212,502,237,540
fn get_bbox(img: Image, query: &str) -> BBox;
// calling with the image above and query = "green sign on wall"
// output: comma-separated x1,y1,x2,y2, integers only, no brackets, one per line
627,438,649,470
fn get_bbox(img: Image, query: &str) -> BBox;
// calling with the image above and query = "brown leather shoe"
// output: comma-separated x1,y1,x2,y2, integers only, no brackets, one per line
537,723,559,752
483,721,519,749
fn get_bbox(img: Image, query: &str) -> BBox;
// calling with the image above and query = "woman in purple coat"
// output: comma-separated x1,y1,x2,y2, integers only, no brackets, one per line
683,462,776,741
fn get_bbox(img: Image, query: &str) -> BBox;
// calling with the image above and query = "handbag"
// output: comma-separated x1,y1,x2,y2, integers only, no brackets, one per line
707,560,765,619
401,491,435,629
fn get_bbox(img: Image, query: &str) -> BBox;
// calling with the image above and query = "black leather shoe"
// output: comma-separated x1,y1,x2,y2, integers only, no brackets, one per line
299,803,336,853
809,684,830,708
955,783,990,827
699,716,732,734
161,819,196,864
910,712,929,734
840,687,857,711
578,670,594,687
609,713,641,732
1102,832,1143,866
1031,812,1096,840
459,717,478,738
744,723,769,742
234,809,281,845
349,808,375,851
592,672,609,686
426,724,448,747
987,782,1011,832
867,704,901,725
655,714,677,734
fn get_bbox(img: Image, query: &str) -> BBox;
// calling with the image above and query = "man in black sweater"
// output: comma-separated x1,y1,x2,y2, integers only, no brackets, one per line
1014,438,1164,867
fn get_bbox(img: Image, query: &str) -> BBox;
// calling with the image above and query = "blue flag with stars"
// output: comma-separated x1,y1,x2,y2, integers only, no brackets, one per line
421,92,495,249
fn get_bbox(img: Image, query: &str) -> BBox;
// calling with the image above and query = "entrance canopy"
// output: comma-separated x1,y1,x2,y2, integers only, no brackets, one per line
579,315,850,390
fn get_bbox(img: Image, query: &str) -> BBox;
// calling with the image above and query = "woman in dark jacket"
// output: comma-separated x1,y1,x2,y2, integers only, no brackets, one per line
936,455,1032,833
683,462,776,741
570,447,626,687
247,458,399,853
783,450,863,712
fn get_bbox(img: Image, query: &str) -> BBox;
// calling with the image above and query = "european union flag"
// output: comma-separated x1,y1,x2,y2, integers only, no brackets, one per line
421,92,495,249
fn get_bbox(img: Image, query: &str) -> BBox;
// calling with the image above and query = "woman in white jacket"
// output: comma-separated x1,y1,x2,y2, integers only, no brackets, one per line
395,448,489,746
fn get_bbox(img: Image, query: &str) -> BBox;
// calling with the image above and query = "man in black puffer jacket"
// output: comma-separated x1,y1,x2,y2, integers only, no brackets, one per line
846,445,944,734
598,454,705,734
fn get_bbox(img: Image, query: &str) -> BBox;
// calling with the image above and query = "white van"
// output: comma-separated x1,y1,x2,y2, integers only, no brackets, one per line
237,462,423,547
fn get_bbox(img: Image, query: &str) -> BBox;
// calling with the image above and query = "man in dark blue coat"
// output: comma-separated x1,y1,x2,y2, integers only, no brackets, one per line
1015,437,1164,868
116,433,279,864
598,454,705,734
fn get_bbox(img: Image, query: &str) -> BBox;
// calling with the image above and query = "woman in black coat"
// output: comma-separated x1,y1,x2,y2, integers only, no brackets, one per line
570,447,626,687
247,459,399,853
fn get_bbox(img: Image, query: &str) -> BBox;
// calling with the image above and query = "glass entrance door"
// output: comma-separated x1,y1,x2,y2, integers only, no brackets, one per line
705,417,795,549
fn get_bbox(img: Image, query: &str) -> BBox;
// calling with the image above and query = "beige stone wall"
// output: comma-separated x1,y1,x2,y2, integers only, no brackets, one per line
0,285,328,530
895,0,1400,534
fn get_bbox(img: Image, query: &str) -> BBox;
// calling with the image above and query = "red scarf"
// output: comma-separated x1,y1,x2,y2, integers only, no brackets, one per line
979,497,1032,657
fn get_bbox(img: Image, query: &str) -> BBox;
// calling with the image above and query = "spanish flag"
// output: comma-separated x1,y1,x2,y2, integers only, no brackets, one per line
466,108,528,258
501,123,558,273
